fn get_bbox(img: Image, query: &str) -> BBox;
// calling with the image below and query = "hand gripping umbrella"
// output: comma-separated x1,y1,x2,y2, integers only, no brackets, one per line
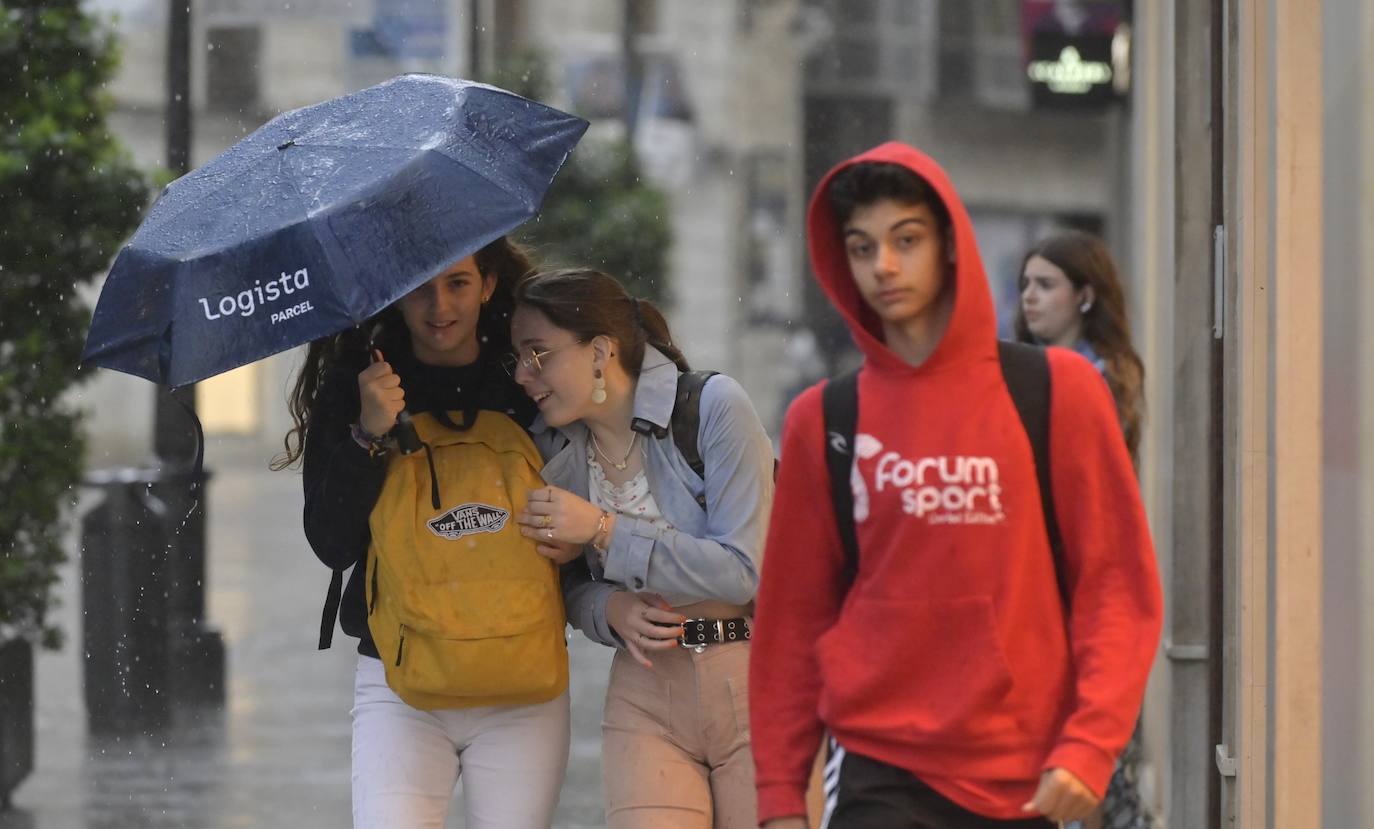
82,74,588,388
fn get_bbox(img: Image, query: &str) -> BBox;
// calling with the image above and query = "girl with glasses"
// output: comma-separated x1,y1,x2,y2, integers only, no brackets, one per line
508,268,776,829
274,237,572,829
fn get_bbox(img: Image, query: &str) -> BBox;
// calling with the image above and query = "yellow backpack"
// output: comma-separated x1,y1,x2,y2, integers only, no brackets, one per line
365,410,568,710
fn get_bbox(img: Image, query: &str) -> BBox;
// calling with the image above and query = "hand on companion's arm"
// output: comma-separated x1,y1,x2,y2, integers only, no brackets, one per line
517,485,606,546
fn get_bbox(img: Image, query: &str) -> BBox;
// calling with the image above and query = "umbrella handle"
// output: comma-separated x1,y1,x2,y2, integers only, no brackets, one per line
368,346,423,456
393,410,423,455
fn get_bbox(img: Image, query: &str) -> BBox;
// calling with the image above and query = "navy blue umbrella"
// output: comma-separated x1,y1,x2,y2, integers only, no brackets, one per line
82,74,588,387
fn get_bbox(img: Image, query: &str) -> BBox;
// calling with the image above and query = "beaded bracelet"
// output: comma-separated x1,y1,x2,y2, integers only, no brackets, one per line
590,510,613,552
350,422,389,458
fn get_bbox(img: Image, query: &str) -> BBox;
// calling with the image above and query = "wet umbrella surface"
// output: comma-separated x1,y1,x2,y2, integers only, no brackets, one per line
81,74,587,388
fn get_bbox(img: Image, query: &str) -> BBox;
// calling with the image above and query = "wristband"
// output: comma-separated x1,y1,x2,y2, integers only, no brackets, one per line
350,422,389,458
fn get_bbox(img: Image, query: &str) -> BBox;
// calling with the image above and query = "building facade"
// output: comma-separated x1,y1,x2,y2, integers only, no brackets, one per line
83,0,1130,455
1130,0,1374,825
89,3,1374,826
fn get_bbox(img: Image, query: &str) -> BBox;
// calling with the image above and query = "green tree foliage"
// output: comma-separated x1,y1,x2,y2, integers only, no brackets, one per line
485,50,673,304
0,1,147,648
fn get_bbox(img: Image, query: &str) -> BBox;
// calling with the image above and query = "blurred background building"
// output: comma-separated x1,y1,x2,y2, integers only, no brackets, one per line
83,0,1133,458
60,0,1374,827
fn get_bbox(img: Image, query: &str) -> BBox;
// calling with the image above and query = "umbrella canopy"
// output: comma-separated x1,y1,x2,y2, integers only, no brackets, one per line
82,74,588,387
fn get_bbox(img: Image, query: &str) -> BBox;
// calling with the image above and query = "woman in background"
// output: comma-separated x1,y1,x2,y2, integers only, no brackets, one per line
1017,229,1151,829
1017,229,1144,461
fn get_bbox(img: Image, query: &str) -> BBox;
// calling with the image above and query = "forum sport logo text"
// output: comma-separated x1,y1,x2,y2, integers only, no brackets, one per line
849,434,1006,526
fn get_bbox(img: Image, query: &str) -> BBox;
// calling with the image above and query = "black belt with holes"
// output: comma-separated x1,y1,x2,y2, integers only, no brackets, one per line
678,617,751,650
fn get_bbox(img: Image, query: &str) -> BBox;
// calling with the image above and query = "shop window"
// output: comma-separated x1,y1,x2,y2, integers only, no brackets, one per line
938,0,1029,110
206,26,261,115
802,0,937,102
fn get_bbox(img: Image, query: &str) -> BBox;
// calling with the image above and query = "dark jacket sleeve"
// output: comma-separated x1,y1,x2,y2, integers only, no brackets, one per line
301,365,387,570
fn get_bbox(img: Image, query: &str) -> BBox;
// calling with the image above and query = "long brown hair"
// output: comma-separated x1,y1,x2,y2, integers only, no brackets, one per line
1014,230,1145,460
270,237,534,470
512,268,690,376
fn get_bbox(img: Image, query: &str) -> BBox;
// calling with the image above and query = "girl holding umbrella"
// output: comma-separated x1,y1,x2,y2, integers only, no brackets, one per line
277,238,570,829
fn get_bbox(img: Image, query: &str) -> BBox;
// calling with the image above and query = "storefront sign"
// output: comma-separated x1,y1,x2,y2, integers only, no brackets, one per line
1022,1,1128,110
1027,45,1113,94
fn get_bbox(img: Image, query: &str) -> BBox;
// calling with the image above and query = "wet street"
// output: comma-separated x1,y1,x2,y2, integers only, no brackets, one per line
2,442,614,828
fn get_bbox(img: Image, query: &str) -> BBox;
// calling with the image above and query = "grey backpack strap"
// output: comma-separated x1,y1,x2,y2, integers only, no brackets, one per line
669,370,719,510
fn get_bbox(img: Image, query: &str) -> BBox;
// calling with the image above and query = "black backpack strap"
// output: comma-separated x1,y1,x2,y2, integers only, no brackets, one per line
997,341,1067,603
317,568,344,650
669,370,719,509
822,369,861,586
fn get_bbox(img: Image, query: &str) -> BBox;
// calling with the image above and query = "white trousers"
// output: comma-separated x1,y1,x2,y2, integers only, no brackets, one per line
351,655,570,829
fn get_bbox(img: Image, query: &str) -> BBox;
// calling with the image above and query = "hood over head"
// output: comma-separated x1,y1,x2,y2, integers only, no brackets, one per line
807,142,997,373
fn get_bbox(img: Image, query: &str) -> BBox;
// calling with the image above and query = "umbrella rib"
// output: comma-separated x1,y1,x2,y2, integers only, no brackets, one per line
289,141,533,211
274,149,364,325
284,141,425,154
132,173,246,253
421,147,539,214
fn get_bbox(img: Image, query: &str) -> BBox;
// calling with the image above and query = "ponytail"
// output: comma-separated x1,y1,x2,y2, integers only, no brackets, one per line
629,296,690,373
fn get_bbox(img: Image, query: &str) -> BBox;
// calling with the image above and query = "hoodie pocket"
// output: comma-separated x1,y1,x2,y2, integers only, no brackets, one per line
816,595,1023,744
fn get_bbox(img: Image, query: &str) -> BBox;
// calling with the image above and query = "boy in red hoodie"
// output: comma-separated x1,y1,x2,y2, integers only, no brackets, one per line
750,143,1162,828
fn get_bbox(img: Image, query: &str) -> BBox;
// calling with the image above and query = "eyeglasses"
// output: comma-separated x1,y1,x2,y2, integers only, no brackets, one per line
501,340,585,376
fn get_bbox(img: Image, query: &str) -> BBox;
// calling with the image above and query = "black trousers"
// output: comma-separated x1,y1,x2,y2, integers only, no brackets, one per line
822,744,1056,829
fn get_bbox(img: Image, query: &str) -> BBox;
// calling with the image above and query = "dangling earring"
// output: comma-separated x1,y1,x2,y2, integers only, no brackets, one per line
1080,300,1093,313
591,367,607,405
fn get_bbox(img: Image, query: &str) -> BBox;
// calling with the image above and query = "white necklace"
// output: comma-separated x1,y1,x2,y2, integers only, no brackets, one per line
591,431,638,471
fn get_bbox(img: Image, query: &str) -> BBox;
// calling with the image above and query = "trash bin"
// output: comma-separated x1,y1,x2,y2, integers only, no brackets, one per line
0,638,34,810
80,468,173,734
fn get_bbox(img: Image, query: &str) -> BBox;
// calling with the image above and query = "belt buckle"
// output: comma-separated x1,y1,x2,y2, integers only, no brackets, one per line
678,618,710,653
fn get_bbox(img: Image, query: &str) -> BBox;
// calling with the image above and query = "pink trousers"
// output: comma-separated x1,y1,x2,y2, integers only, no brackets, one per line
601,641,757,828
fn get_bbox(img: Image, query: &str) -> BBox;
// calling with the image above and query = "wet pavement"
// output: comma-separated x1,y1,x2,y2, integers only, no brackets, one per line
2,441,614,828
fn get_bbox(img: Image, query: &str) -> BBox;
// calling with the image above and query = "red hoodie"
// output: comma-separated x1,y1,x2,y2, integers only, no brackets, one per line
749,143,1162,822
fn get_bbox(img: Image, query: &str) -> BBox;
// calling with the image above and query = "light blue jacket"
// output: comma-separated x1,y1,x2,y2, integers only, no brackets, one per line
532,346,775,647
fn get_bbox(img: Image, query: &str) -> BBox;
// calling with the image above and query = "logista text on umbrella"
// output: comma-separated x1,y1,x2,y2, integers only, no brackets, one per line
197,267,314,324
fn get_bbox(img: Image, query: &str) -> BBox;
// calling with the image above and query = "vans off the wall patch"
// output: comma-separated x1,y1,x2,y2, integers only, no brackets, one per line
427,503,510,540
